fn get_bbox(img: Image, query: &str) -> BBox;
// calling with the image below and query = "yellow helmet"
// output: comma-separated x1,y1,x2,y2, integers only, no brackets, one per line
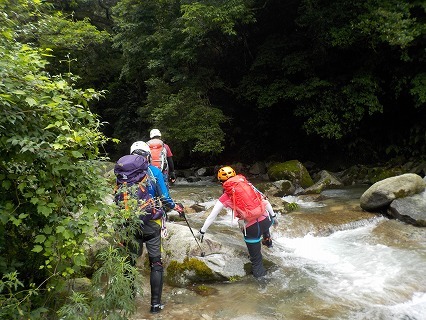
217,166,236,182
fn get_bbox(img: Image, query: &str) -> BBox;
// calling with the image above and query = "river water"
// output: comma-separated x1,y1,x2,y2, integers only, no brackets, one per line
133,180,426,320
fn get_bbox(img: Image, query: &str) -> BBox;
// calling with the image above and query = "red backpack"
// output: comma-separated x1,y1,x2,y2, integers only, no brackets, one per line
147,138,168,171
222,174,266,221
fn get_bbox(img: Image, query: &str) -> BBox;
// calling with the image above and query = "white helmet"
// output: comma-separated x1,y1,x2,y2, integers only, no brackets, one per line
130,141,151,155
150,128,161,139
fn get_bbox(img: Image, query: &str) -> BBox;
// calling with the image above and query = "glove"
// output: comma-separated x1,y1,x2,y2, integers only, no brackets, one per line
271,215,279,228
238,219,246,232
174,203,185,218
196,230,205,242
169,171,176,184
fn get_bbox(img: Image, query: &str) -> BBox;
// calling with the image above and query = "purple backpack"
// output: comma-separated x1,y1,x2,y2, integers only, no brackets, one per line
114,154,148,185
114,154,164,222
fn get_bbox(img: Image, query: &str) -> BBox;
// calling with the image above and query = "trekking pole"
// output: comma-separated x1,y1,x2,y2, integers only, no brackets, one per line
182,215,205,257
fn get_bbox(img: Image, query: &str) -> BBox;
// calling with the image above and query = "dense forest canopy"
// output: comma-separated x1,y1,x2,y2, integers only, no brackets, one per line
0,0,425,318
7,0,426,167
102,0,425,167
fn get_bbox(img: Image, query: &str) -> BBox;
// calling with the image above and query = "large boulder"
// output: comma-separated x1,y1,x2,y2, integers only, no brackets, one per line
267,160,314,188
360,173,426,211
161,221,254,287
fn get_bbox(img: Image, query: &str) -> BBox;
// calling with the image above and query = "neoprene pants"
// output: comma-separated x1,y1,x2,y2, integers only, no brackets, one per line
128,221,163,306
244,217,273,278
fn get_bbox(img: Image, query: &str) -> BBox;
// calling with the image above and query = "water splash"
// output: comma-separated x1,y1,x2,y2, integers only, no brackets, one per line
272,220,426,319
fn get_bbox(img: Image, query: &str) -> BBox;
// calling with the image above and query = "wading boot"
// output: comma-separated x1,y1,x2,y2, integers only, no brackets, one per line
262,237,273,248
150,256,164,313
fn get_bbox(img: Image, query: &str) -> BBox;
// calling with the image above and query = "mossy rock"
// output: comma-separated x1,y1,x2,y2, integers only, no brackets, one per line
191,284,219,296
280,180,295,194
165,257,219,287
267,160,314,188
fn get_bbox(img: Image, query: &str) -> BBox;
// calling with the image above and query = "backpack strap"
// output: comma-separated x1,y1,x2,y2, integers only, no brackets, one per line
232,188,236,222
119,182,130,210
147,167,156,183
137,176,154,211
146,167,163,205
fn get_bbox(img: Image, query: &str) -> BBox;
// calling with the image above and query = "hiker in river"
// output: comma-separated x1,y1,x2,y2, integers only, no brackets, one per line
116,141,184,314
130,141,182,215
196,166,279,278
147,129,176,186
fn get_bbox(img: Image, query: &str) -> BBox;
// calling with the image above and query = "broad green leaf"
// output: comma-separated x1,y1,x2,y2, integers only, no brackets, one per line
35,234,46,243
32,245,43,253
71,151,83,158
25,97,37,106
2,180,11,190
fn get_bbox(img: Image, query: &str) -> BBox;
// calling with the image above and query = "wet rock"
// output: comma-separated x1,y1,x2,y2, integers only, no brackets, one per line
161,222,252,285
197,167,208,176
190,203,206,212
166,256,224,287
186,176,202,182
258,180,295,197
265,195,291,213
388,190,426,227
305,170,344,194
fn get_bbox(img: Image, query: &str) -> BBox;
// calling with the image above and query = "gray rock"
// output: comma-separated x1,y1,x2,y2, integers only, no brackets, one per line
249,162,267,175
196,167,208,176
161,222,250,284
360,173,426,211
305,170,343,194
263,180,295,197
388,190,426,226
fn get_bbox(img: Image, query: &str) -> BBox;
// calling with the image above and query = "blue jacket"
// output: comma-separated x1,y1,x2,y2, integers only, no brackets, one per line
146,165,175,210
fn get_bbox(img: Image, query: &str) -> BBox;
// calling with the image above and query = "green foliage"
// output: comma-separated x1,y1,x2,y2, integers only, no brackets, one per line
287,202,299,211
291,74,383,139
239,0,424,151
36,15,111,51
0,7,133,317
111,0,253,154
89,245,139,319
3,0,116,92
411,73,426,107
181,0,255,36
57,291,90,320
57,245,140,320
386,124,426,158
145,82,228,153
355,1,422,49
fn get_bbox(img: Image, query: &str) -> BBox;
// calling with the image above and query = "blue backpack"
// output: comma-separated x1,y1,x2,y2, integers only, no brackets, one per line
114,154,164,223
